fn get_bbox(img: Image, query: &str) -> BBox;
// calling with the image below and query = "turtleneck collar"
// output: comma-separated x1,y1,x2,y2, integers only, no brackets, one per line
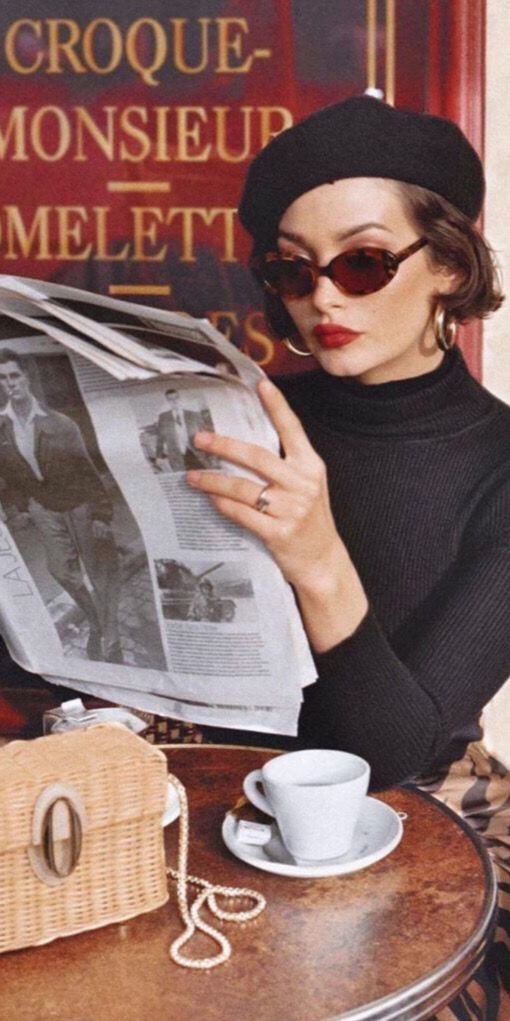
327,346,455,399
281,346,496,439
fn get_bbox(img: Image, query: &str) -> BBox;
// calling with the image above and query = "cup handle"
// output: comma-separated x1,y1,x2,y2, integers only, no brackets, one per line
243,770,274,816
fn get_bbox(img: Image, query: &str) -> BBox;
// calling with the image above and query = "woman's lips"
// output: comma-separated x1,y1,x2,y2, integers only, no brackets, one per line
313,324,362,349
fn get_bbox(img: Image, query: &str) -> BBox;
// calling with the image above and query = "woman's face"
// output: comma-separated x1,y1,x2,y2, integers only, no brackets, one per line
277,177,459,384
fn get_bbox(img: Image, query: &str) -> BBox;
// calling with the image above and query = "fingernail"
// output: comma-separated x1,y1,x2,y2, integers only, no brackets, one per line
193,431,212,447
186,471,200,484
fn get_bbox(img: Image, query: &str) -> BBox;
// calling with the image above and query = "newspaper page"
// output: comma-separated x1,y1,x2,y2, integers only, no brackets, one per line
0,281,317,735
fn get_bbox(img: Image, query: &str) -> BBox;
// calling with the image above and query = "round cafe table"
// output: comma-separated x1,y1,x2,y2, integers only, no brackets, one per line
0,745,497,1021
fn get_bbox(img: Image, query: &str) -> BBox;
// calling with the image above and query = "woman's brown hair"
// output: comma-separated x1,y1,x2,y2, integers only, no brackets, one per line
395,181,504,322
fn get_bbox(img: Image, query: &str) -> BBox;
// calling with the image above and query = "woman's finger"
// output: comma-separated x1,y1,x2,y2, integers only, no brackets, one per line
257,377,322,461
192,432,302,490
188,470,284,515
208,494,278,539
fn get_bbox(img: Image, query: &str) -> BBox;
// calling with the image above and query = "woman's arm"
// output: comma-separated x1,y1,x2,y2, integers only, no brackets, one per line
302,532,510,788
187,378,510,789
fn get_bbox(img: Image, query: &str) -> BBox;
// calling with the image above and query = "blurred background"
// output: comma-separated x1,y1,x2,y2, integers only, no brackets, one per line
0,0,500,380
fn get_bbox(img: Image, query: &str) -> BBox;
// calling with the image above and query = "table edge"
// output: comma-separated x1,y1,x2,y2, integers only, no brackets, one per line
162,746,498,1021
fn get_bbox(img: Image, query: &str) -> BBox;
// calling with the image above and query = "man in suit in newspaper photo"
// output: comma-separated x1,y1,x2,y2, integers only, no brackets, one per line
0,348,123,664
154,387,217,472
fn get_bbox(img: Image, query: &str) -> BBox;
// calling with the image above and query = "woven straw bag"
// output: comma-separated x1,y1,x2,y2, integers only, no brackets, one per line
0,723,169,952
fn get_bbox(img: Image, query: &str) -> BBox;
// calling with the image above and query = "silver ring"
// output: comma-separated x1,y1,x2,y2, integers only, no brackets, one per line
254,483,272,514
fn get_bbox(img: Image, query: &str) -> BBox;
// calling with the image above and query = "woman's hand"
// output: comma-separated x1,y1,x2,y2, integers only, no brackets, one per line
187,377,368,650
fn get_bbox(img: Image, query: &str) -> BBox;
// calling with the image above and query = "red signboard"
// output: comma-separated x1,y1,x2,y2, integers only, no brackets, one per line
0,1,484,373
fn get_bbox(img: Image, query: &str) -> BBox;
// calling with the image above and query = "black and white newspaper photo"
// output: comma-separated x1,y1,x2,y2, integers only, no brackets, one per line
0,341,166,672
134,386,220,475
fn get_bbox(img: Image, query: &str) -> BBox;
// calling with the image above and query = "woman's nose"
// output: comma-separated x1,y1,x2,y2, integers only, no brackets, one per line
309,272,346,314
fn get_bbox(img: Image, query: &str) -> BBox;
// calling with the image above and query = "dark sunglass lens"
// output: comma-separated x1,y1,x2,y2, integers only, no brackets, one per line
264,258,315,298
332,249,391,295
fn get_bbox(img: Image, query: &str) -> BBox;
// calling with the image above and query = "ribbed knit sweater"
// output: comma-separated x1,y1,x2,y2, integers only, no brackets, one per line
209,346,510,790
284,346,510,788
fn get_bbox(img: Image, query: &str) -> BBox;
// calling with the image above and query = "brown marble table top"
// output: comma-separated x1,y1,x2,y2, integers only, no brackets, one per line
0,744,497,1021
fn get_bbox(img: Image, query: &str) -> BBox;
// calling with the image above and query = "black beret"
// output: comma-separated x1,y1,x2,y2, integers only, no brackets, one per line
238,96,485,242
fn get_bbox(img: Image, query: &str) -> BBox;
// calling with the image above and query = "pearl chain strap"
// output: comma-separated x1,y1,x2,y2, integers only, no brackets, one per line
166,773,266,969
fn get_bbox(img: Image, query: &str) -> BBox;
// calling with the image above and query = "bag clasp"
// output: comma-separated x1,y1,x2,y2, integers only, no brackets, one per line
28,782,86,886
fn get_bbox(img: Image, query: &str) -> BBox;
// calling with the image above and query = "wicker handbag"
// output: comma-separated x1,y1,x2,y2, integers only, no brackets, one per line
0,723,169,952
0,722,266,967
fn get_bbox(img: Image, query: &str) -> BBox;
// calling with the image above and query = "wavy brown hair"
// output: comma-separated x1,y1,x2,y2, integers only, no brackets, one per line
253,181,505,342
394,181,504,322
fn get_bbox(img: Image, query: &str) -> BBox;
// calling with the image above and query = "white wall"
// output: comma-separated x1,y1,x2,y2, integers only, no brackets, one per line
479,0,510,766
484,0,510,400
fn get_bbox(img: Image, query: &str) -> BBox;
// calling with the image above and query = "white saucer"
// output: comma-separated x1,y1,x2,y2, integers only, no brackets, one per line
162,781,180,827
222,797,403,878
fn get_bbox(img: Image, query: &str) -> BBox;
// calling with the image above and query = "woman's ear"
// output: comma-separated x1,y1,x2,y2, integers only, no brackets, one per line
433,262,464,296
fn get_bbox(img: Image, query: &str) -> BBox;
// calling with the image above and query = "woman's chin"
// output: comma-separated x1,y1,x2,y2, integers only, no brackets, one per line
311,343,374,379
311,339,430,384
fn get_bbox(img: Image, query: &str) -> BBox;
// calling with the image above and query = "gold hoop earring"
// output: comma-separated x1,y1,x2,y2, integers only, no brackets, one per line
283,336,312,357
433,305,458,352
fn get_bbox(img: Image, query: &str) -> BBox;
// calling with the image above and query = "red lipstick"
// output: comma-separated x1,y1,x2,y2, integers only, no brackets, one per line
313,324,362,349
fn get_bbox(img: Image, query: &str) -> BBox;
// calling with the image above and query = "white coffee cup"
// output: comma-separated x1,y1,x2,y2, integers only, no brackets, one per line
243,748,370,864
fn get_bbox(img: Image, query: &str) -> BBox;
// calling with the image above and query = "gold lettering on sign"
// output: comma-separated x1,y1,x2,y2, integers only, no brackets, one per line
47,19,86,74
171,18,211,74
107,181,170,192
93,207,130,260
176,108,211,162
3,206,51,260
243,312,274,366
132,207,167,261
4,16,273,83
165,207,236,262
31,106,71,160
214,106,252,163
74,107,116,161
216,18,254,73
0,203,238,262
5,20,44,73
0,108,29,160
56,206,92,260
119,107,151,161
0,106,294,162
109,285,171,296
125,18,167,87
154,106,171,162
82,19,123,74
259,106,293,146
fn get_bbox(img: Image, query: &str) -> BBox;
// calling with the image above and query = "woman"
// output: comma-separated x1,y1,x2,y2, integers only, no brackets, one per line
187,96,510,1016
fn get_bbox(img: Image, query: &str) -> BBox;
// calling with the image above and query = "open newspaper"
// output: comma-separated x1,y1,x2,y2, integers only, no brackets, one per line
0,275,317,735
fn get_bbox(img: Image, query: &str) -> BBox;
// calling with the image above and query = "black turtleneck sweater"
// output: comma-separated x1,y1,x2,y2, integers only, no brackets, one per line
209,346,510,790
282,346,510,788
